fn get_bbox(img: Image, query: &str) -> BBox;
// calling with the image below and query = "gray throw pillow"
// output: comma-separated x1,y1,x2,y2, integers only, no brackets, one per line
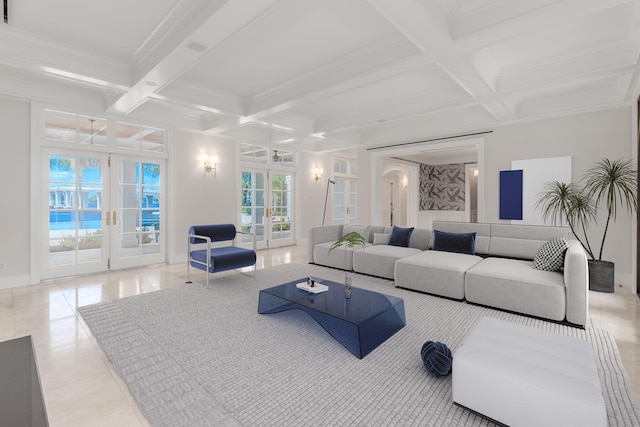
373,233,390,245
533,238,569,271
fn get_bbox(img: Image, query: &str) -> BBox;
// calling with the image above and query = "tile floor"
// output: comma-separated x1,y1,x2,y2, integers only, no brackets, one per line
0,245,638,426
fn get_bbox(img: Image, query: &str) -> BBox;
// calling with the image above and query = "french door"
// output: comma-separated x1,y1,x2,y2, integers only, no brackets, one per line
241,169,294,249
332,178,357,225
43,148,165,279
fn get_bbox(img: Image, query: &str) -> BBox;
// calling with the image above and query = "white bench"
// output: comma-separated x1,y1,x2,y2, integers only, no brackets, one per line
452,317,607,427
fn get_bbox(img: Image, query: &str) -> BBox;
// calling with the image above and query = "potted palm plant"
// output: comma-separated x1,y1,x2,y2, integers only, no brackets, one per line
328,231,367,298
536,158,637,292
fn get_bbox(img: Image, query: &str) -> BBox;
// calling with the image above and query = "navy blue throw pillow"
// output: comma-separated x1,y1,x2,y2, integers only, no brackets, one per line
433,230,476,255
388,226,414,247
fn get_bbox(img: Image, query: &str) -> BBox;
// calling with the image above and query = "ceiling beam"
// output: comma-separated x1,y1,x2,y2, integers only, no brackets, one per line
107,0,284,115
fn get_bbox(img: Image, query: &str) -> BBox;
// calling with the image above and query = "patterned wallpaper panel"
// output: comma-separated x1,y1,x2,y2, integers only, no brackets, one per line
419,163,465,211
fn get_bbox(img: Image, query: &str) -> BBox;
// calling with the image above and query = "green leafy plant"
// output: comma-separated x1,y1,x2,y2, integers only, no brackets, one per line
536,158,637,261
328,232,367,256
328,232,367,282
328,231,367,298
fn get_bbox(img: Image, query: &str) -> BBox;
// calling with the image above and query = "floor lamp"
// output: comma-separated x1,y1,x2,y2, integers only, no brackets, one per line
322,179,335,225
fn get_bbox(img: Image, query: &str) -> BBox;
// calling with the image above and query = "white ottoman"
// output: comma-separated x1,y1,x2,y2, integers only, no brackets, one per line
452,317,607,427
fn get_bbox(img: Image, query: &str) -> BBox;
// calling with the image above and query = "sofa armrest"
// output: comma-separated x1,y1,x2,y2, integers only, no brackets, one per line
564,240,589,326
308,225,344,262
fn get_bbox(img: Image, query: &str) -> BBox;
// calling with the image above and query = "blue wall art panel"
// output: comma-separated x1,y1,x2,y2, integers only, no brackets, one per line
499,170,523,220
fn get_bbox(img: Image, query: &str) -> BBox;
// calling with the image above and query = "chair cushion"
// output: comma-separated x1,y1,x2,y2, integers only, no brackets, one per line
190,247,256,273
189,224,236,244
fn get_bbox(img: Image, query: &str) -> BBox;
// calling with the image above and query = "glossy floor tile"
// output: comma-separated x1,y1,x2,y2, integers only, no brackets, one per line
1,245,638,426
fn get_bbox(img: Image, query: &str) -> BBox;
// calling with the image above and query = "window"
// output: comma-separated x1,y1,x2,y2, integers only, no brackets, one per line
271,149,294,167
45,110,107,146
332,158,358,225
240,143,268,164
115,122,165,152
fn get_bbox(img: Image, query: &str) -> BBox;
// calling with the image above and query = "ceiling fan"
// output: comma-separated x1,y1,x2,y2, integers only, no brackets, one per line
272,150,281,162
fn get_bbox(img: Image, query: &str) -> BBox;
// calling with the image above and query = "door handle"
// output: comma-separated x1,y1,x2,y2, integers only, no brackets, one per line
265,208,269,218
106,212,110,226
112,211,117,226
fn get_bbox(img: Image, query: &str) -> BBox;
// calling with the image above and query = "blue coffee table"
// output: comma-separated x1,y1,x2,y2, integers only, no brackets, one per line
258,277,406,358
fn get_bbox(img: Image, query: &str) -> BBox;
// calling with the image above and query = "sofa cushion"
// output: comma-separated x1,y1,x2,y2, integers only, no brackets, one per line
408,228,432,250
342,225,370,241
313,241,371,271
373,233,390,245
389,226,414,247
533,237,569,271
488,224,568,260
352,245,421,279
433,230,476,255
395,251,483,299
465,257,566,321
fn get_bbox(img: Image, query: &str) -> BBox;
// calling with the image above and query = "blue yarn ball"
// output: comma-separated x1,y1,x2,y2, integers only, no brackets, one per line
421,341,453,377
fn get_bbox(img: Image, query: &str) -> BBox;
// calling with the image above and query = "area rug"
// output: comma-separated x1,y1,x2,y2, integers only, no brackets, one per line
79,262,640,426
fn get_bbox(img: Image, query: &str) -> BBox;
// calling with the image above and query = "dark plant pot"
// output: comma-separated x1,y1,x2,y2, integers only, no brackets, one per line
588,260,615,293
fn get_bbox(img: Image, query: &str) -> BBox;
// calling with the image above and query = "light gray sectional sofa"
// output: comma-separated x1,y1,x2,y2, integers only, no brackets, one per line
308,221,589,327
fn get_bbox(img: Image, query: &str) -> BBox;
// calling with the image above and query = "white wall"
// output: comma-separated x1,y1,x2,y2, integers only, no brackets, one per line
356,146,372,225
172,136,330,257
296,151,331,245
483,107,634,284
1,95,635,289
0,97,31,288
173,130,239,260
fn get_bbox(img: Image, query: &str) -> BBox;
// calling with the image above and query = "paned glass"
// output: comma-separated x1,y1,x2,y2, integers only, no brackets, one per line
48,153,103,267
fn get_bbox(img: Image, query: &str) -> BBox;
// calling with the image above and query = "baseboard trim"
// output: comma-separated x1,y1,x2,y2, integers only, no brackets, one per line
0,274,31,289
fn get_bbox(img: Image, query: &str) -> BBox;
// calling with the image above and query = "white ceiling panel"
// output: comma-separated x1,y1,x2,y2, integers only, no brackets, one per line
505,74,633,118
361,105,497,147
10,0,182,62
294,65,466,118
0,0,638,151
467,2,636,90
181,0,401,98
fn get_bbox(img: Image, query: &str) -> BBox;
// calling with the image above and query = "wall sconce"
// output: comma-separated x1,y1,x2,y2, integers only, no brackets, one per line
312,167,323,182
200,153,218,177
402,177,408,188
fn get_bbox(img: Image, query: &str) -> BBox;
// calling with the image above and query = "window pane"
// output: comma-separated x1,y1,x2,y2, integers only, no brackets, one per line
116,122,141,149
142,163,160,185
79,116,107,146
240,143,268,164
242,172,252,189
141,128,165,152
45,110,77,143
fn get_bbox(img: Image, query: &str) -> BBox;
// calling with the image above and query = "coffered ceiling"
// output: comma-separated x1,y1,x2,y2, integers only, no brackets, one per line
1,0,638,152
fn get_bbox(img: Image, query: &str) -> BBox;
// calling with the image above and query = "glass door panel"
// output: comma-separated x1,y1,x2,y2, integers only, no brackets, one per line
333,179,357,225
240,170,294,249
45,151,108,277
111,158,163,268
241,171,267,250
269,173,293,247
349,180,357,224
332,179,347,224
